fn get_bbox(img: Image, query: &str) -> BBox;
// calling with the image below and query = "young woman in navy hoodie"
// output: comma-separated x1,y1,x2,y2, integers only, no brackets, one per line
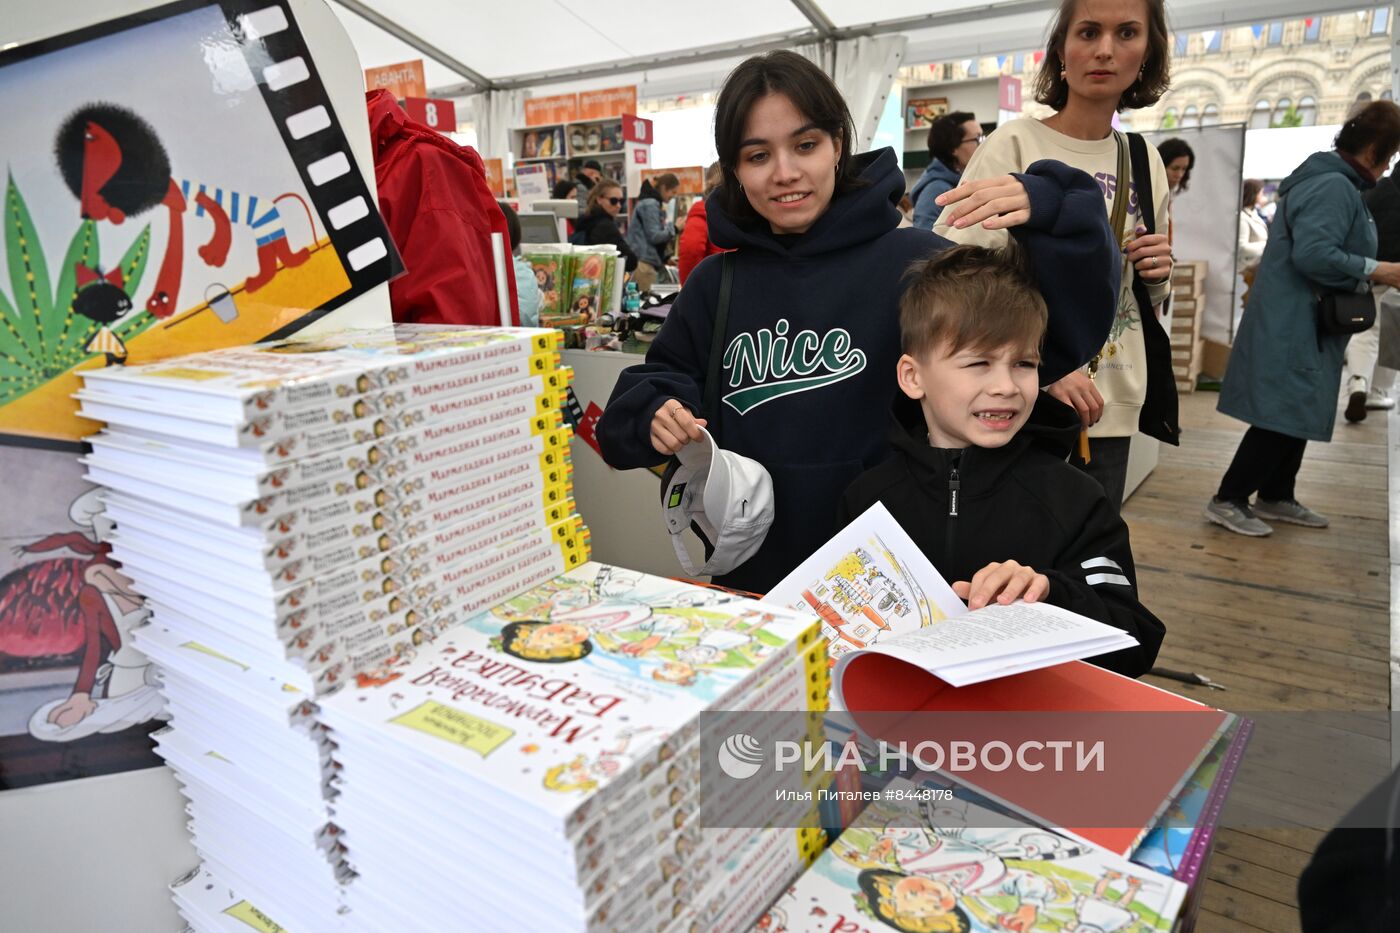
596,50,1120,594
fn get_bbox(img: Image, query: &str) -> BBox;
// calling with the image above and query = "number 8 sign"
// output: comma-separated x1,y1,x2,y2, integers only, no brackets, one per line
404,96,457,132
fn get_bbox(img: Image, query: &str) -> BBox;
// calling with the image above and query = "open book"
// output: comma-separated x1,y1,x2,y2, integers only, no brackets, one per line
766,502,1140,686
765,502,1231,856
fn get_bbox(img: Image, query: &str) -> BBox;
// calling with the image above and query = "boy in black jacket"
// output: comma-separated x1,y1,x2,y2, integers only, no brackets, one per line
839,246,1164,677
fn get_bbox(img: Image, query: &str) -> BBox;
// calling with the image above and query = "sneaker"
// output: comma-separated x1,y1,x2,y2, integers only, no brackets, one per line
1252,498,1329,528
1345,390,1367,423
1366,391,1396,411
1204,497,1273,536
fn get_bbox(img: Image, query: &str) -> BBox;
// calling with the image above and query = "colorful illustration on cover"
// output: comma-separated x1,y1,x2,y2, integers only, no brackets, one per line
0,0,395,788
0,449,166,788
0,0,396,445
480,564,789,702
780,780,1184,933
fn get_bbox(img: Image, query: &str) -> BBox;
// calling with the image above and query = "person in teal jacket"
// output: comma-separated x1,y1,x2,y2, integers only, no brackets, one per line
1208,102,1400,536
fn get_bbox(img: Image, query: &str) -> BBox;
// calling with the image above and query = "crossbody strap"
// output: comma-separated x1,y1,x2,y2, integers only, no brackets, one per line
1127,132,1155,236
702,251,734,424
1108,130,1131,248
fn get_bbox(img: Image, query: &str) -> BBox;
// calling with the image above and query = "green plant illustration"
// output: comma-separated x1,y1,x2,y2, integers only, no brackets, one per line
0,172,156,405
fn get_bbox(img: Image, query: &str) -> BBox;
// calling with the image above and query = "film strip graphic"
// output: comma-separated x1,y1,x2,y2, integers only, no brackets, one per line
231,0,401,300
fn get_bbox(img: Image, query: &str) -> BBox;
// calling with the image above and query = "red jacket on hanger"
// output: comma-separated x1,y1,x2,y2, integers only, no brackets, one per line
367,90,518,325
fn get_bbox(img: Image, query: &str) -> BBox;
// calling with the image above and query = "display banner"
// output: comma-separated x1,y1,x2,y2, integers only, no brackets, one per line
577,85,637,121
524,93,578,127
363,58,426,100
483,158,505,196
1143,125,1247,344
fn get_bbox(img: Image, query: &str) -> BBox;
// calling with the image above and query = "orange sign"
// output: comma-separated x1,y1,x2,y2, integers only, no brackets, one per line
483,158,505,196
525,93,578,126
578,85,638,121
364,59,426,100
648,166,705,194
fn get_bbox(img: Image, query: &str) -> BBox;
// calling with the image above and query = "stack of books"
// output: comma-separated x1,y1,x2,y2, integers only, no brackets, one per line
76,324,585,930
317,562,832,932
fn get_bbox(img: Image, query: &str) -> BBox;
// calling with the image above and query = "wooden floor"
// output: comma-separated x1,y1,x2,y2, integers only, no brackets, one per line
1123,391,1392,932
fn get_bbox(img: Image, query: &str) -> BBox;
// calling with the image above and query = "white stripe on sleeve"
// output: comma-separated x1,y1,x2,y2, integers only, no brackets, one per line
1081,556,1124,572
1085,572,1132,588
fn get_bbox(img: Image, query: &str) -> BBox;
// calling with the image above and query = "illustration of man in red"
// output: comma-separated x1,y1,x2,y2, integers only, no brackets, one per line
0,489,162,740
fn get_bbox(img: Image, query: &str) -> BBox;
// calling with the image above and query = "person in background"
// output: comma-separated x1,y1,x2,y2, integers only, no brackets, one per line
909,111,981,229
937,0,1178,510
1345,163,1400,420
572,179,638,273
1209,101,1400,535
596,50,1117,594
1238,178,1269,277
625,172,685,293
1157,137,1194,196
574,159,603,213
551,180,579,238
1237,178,1269,316
499,202,541,328
1157,136,1194,245
678,162,726,283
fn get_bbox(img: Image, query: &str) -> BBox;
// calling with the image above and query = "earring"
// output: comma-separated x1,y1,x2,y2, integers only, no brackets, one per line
1060,67,1067,78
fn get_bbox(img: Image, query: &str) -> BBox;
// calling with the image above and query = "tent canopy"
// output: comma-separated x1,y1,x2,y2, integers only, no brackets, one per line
330,0,1384,99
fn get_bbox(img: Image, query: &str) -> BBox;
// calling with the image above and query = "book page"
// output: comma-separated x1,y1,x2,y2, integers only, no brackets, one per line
871,601,1136,668
763,502,966,666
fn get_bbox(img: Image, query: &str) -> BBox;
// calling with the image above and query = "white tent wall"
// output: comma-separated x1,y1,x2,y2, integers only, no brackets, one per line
834,35,907,152
1143,125,1249,346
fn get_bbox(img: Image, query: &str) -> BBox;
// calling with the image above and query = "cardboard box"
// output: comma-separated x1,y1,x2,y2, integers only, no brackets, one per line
1201,338,1231,379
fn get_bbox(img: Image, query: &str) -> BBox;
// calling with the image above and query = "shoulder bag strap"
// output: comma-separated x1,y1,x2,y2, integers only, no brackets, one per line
1127,132,1155,235
702,251,734,424
1108,130,1132,248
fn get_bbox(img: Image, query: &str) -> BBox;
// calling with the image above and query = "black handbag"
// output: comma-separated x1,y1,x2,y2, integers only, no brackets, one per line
1316,289,1376,335
1281,196,1376,335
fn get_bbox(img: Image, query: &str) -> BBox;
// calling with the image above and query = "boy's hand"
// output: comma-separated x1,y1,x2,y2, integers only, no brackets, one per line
650,399,707,455
952,561,1050,610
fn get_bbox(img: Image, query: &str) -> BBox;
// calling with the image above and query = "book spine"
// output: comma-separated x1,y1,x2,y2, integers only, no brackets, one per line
1176,717,1253,886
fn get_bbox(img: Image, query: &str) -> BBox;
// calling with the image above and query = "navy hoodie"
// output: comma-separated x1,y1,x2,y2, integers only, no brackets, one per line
838,394,1164,677
596,148,1117,593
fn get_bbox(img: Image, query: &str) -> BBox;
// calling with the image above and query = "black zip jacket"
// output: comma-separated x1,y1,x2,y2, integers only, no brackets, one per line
596,148,1118,594
574,209,639,271
837,393,1164,677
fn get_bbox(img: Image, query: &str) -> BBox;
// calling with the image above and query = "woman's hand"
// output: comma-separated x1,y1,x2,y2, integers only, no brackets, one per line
1125,226,1172,283
1371,261,1400,289
934,175,1032,231
952,561,1050,610
1046,371,1104,428
650,399,707,456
